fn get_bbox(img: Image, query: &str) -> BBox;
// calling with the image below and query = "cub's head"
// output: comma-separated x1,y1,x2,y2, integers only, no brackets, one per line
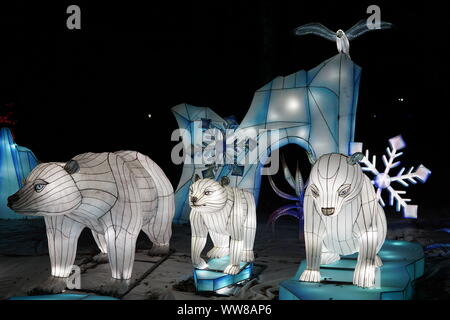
308,153,364,217
189,175,229,213
8,160,82,216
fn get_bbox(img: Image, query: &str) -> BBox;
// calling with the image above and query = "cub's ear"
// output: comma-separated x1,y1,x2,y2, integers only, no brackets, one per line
220,176,230,187
194,174,201,182
64,160,80,174
347,152,364,165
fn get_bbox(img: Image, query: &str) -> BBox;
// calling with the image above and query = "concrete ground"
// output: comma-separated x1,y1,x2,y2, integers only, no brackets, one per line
0,214,449,300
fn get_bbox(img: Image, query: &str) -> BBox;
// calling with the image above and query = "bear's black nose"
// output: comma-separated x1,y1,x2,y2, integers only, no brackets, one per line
191,196,198,204
7,194,20,207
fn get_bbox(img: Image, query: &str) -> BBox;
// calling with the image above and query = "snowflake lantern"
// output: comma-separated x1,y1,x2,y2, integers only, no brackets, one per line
350,135,431,219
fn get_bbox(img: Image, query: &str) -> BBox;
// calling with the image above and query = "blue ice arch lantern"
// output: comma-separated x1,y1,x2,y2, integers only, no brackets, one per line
0,127,39,219
172,53,361,223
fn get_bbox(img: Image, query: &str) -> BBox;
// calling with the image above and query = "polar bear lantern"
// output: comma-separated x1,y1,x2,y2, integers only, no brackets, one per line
189,175,256,275
8,151,175,280
299,152,387,288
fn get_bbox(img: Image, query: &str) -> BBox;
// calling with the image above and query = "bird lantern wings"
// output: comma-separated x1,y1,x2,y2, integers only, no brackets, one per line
293,19,393,41
293,22,336,41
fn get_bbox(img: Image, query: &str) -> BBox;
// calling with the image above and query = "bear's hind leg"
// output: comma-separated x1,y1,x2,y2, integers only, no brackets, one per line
142,215,171,256
207,231,229,258
320,244,340,265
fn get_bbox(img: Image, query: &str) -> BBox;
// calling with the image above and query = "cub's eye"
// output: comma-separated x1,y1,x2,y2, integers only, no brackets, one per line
34,184,46,192
338,184,351,197
204,190,212,196
310,185,319,198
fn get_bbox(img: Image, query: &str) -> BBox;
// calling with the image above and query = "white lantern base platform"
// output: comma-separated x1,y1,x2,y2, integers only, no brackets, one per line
279,240,424,300
194,256,253,292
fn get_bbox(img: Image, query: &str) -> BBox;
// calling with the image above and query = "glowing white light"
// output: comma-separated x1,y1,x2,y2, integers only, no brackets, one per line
287,97,300,111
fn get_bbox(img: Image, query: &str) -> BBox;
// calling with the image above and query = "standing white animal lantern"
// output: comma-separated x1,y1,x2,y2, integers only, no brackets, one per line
189,175,256,275
299,153,387,288
8,151,174,280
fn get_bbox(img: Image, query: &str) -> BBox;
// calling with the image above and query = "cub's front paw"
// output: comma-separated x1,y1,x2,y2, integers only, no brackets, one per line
193,258,208,270
223,264,241,275
299,269,321,283
353,260,377,288
148,244,170,256
206,247,229,259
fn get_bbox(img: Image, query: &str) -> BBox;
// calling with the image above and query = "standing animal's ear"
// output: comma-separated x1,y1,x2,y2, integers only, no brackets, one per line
347,152,364,165
194,174,201,182
220,176,230,187
64,160,80,174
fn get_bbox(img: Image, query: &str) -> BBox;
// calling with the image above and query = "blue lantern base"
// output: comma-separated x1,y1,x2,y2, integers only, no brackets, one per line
194,256,253,292
279,240,424,300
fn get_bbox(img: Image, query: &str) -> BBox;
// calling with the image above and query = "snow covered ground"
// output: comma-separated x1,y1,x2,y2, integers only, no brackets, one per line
0,212,448,300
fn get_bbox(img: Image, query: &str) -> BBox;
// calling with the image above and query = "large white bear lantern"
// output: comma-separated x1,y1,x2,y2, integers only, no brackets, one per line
8,151,175,280
189,175,256,275
299,153,387,288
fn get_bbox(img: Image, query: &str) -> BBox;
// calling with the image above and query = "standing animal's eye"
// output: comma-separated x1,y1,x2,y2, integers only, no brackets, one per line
310,184,319,198
204,190,212,196
338,184,351,197
34,184,46,192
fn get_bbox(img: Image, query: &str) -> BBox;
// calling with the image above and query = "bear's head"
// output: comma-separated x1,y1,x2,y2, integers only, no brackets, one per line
188,175,229,213
7,160,82,216
308,152,364,217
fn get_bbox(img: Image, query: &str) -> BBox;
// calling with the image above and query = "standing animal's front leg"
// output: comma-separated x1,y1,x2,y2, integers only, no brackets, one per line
45,216,85,278
223,239,243,275
104,225,139,280
190,209,208,269
353,230,379,288
299,192,325,283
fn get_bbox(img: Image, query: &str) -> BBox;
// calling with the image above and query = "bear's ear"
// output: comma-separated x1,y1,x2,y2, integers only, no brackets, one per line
194,174,201,182
64,160,80,175
347,152,364,165
220,176,230,187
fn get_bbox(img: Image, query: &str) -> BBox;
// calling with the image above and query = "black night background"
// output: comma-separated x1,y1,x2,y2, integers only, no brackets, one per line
0,0,449,303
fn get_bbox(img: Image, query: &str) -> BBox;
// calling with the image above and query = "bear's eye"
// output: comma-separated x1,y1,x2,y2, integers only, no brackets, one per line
338,184,351,197
310,184,319,198
34,184,46,192
204,190,212,196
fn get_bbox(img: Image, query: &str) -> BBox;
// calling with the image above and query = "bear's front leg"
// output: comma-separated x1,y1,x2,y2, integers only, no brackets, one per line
104,226,139,280
299,231,323,283
353,231,379,288
45,216,84,278
224,239,243,275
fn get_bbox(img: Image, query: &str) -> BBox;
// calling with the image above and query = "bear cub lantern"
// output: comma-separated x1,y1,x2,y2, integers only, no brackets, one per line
8,151,175,280
189,175,257,275
299,152,387,288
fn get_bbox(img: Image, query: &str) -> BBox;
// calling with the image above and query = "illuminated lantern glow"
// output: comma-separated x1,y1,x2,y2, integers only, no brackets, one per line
299,153,387,288
189,175,256,275
8,151,174,280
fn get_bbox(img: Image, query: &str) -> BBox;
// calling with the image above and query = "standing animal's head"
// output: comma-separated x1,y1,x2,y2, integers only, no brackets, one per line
307,153,364,217
189,175,229,213
7,160,82,216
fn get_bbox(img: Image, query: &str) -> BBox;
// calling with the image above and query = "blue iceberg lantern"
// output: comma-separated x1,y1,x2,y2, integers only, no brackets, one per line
0,127,39,219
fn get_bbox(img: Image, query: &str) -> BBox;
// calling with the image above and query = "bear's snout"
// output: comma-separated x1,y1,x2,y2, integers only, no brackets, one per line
321,207,335,216
7,193,20,208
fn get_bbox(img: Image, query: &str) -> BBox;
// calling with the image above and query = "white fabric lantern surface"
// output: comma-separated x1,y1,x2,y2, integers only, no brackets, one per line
299,153,387,288
189,176,256,275
8,151,174,280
